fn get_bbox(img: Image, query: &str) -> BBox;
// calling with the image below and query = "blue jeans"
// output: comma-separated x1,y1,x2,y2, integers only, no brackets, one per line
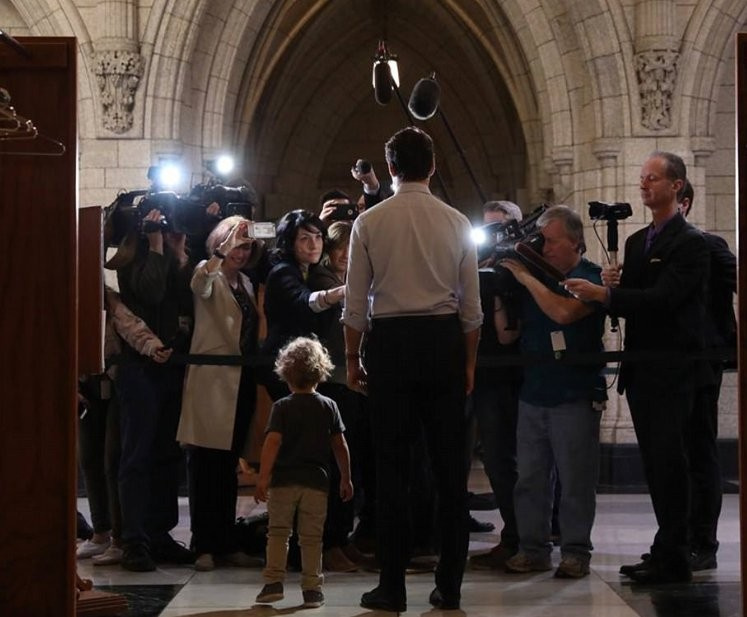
514,399,600,561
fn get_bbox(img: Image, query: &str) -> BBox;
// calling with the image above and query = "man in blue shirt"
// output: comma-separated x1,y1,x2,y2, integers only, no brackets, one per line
497,205,606,579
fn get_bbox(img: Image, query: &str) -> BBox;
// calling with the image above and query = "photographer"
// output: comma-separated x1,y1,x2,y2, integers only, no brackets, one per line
177,217,263,572
469,200,523,570
112,208,195,571
497,205,605,579
565,152,710,584
318,160,392,224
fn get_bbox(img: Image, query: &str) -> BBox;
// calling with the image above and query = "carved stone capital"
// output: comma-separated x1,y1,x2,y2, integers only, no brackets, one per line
94,49,145,134
635,49,679,130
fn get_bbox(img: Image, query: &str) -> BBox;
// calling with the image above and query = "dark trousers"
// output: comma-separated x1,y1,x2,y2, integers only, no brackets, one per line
317,382,358,549
627,383,694,573
187,369,255,555
365,315,469,602
470,377,519,550
78,394,121,540
688,366,723,554
116,363,185,548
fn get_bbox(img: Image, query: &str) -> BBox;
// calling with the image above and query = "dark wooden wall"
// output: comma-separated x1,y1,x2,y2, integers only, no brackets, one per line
0,37,78,617
737,32,747,614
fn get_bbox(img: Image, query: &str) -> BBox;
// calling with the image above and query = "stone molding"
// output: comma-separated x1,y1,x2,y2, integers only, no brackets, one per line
635,49,679,130
94,49,145,134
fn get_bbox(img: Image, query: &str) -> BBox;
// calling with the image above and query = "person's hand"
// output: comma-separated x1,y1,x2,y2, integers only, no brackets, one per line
206,201,221,217
218,221,252,256
346,358,368,395
324,285,345,306
499,258,533,286
151,347,173,363
601,264,622,288
351,164,379,193
563,278,606,303
143,209,164,252
254,475,269,503
339,478,354,502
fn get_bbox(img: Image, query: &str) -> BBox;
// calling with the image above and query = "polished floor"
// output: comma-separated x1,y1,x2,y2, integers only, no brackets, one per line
76,467,742,617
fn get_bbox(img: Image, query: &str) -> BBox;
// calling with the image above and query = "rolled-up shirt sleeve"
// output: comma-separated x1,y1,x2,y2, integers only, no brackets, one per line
458,228,483,333
342,219,372,332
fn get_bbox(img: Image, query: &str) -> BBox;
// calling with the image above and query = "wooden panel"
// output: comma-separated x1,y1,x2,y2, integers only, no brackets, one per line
736,32,747,614
78,207,104,375
0,37,78,617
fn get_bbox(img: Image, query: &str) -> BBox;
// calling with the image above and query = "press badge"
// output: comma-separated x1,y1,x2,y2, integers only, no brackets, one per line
550,331,567,352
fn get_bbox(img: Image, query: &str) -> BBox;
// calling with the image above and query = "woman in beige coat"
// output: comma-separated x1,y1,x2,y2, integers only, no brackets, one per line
177,215,261,571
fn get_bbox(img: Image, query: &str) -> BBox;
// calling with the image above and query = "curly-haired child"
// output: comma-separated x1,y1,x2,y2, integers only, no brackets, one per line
254,336,353,608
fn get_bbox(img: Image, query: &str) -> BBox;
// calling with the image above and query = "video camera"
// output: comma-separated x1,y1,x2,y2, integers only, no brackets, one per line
187,181,259,220
588,201,632,221
474,204,548,298
104,178,261,248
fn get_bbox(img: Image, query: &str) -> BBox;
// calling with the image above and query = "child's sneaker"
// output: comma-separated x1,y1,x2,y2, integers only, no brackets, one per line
256,582,284,604
302,589,325,608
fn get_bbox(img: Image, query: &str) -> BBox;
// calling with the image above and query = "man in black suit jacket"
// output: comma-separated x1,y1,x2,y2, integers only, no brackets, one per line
678,180,736,571
565,151,710,583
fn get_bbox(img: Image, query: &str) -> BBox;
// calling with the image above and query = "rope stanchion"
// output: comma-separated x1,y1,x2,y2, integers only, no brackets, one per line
107,348,736,370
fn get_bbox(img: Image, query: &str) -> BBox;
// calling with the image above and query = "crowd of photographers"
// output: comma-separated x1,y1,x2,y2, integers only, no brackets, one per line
75,138,735,607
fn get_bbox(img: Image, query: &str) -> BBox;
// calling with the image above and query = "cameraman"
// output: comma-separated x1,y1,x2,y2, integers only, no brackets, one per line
112,208,195,571
497,205,605,579
469,200,523,569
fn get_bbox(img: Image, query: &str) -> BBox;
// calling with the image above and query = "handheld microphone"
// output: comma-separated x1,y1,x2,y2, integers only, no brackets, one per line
408,75,440,121
373,61,393,105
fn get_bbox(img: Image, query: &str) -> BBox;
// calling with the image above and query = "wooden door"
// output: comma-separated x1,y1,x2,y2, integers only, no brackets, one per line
0,37,78,617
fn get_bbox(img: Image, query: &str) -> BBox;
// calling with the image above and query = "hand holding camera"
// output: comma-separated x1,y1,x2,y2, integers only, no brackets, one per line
143,209,165,252
217,221,252,256
351,158,379,193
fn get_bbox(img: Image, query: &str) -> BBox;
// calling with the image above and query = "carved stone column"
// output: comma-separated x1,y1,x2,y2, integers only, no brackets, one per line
634,0,679,131
93,0,144,135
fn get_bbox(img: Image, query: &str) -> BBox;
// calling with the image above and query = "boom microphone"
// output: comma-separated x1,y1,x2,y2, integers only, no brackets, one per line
408,75,440,121
373,61,393,105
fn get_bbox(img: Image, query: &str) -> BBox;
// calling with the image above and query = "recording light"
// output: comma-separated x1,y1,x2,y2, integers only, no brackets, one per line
215,154,235,176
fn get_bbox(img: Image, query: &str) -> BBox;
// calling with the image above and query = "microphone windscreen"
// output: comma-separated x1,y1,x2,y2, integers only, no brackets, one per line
373,62,392,105
408,77,440,120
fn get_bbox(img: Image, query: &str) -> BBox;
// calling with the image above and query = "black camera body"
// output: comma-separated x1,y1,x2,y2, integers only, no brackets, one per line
476,204,548,298
327,201,359,222
354,159,372,174
588,201,632,221
188,182,258,219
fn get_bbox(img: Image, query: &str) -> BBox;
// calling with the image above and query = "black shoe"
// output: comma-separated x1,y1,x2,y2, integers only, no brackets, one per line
690,551,717,572
151,536,195,564
429,587,460,610
360,587,406,613
619,553,651,577
121,543,156,572
626,563,692,584
469,515,495,533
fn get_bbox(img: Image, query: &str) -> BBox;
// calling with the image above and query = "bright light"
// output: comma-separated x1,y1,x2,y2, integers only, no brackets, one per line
388,60,400,87
216,154,235,176
471,227,487,245
157,163,182,189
